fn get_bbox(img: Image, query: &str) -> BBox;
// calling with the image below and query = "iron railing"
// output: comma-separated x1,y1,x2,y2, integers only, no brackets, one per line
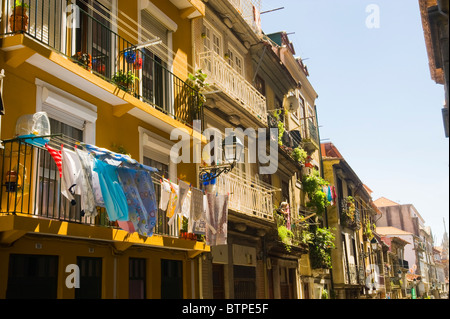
1,0,203,127
0,137,199,240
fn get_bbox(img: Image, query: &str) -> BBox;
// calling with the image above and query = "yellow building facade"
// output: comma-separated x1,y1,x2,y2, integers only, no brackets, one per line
0,0,209,299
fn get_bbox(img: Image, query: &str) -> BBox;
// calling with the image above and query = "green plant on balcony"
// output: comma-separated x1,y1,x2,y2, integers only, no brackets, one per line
321,289,329,299
342,196,357,227
278,224,295,252
309,226,336,269
113,70,138,93
186,69,209,119
302,169,330,215
292,147,307,165
277,121,285,146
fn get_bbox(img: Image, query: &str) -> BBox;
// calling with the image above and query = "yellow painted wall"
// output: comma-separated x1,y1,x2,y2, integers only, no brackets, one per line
0,234,199,299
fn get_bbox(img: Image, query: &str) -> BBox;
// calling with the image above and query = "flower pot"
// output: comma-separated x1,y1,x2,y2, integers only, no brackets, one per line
9,7,29,32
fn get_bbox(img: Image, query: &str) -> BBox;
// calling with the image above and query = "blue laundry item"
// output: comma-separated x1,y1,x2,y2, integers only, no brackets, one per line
117,167,157,237
93,158,128,222
84,144,157,173
327,185,333,202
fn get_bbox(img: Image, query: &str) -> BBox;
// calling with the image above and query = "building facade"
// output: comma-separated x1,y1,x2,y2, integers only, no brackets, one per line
0,0,210,299
321,142,380,299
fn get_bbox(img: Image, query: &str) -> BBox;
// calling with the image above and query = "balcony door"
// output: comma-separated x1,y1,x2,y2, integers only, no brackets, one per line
74,0,114,78
139,9,172,114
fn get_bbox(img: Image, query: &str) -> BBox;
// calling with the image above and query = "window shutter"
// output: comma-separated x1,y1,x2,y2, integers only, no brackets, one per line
140,10,168,62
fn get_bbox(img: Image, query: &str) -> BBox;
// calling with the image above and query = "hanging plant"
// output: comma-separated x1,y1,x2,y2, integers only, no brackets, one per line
124,50,137,64
292,147,307,164
302,169,330,215
309,226,336,269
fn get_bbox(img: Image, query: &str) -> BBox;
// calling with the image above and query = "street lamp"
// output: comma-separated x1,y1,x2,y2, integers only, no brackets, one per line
371,237,378,251
199,132,244,183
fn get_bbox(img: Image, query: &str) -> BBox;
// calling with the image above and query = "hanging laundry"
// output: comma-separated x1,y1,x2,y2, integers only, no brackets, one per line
331,186,337,206
61,147,82,206
84,144,157,173
45,144,62,177
135,169,158,235
166,181,179,219
118,221,136,233
205,192,229,246
117,167,156,237
93,158,128,222
178,180,191,219
75,148,97,218
189,187,206,235
327,185,333,204
159,179,171,211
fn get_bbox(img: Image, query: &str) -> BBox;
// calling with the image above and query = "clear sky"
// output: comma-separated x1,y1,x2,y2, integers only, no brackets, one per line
261,0,449,243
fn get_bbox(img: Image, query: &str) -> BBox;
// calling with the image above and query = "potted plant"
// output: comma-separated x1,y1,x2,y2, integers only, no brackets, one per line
112,70,139,93
73,52,92,71
9,0,29,32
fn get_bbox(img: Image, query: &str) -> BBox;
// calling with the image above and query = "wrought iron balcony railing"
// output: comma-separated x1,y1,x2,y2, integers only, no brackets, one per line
199,50,267,125
0,137,198,240
1,0,202,127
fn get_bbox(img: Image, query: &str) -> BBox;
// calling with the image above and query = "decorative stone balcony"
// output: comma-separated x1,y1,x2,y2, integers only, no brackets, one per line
199,50,267,125
216,169,274,221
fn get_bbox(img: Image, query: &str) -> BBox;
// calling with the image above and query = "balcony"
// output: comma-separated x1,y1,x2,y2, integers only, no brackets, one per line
1,0,202,128
199,50,267,125
0,137,207,253
339,197,361,230
300,118,320,153
216,168,274,221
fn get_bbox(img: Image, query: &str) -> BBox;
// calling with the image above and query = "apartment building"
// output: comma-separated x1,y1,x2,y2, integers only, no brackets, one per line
0,0,209,299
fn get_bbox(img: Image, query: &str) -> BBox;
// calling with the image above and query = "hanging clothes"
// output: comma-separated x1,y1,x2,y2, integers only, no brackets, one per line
45,144,62,177
189,187,206,235
75,148,97,217
178,180,191,219
117,167,156,237
159,179,171,211
327,185,333,204
84,144,157,172
166,181,179,219
61,147,82,206
205,192,229,246
92,158,128,222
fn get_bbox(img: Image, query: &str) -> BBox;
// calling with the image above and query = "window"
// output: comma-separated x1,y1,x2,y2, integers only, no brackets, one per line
203,22,222,56
76,257,102,299
6,254,58,299
140,9,171,112
35,81,97,221
254,75,265,96
161,259,183,299
76,0,114,78
227,45,244,75
129,258,146,299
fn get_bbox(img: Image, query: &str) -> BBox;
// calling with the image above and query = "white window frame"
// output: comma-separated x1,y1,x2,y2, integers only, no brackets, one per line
35,79,97,144
138,126,177,181
203,21,223,56
227,44,244,76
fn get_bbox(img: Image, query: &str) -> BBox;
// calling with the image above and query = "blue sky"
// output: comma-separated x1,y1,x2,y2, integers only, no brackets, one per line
261,0,449,243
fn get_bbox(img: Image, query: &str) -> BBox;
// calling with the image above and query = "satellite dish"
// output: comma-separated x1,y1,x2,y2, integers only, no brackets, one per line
283,95,300,113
